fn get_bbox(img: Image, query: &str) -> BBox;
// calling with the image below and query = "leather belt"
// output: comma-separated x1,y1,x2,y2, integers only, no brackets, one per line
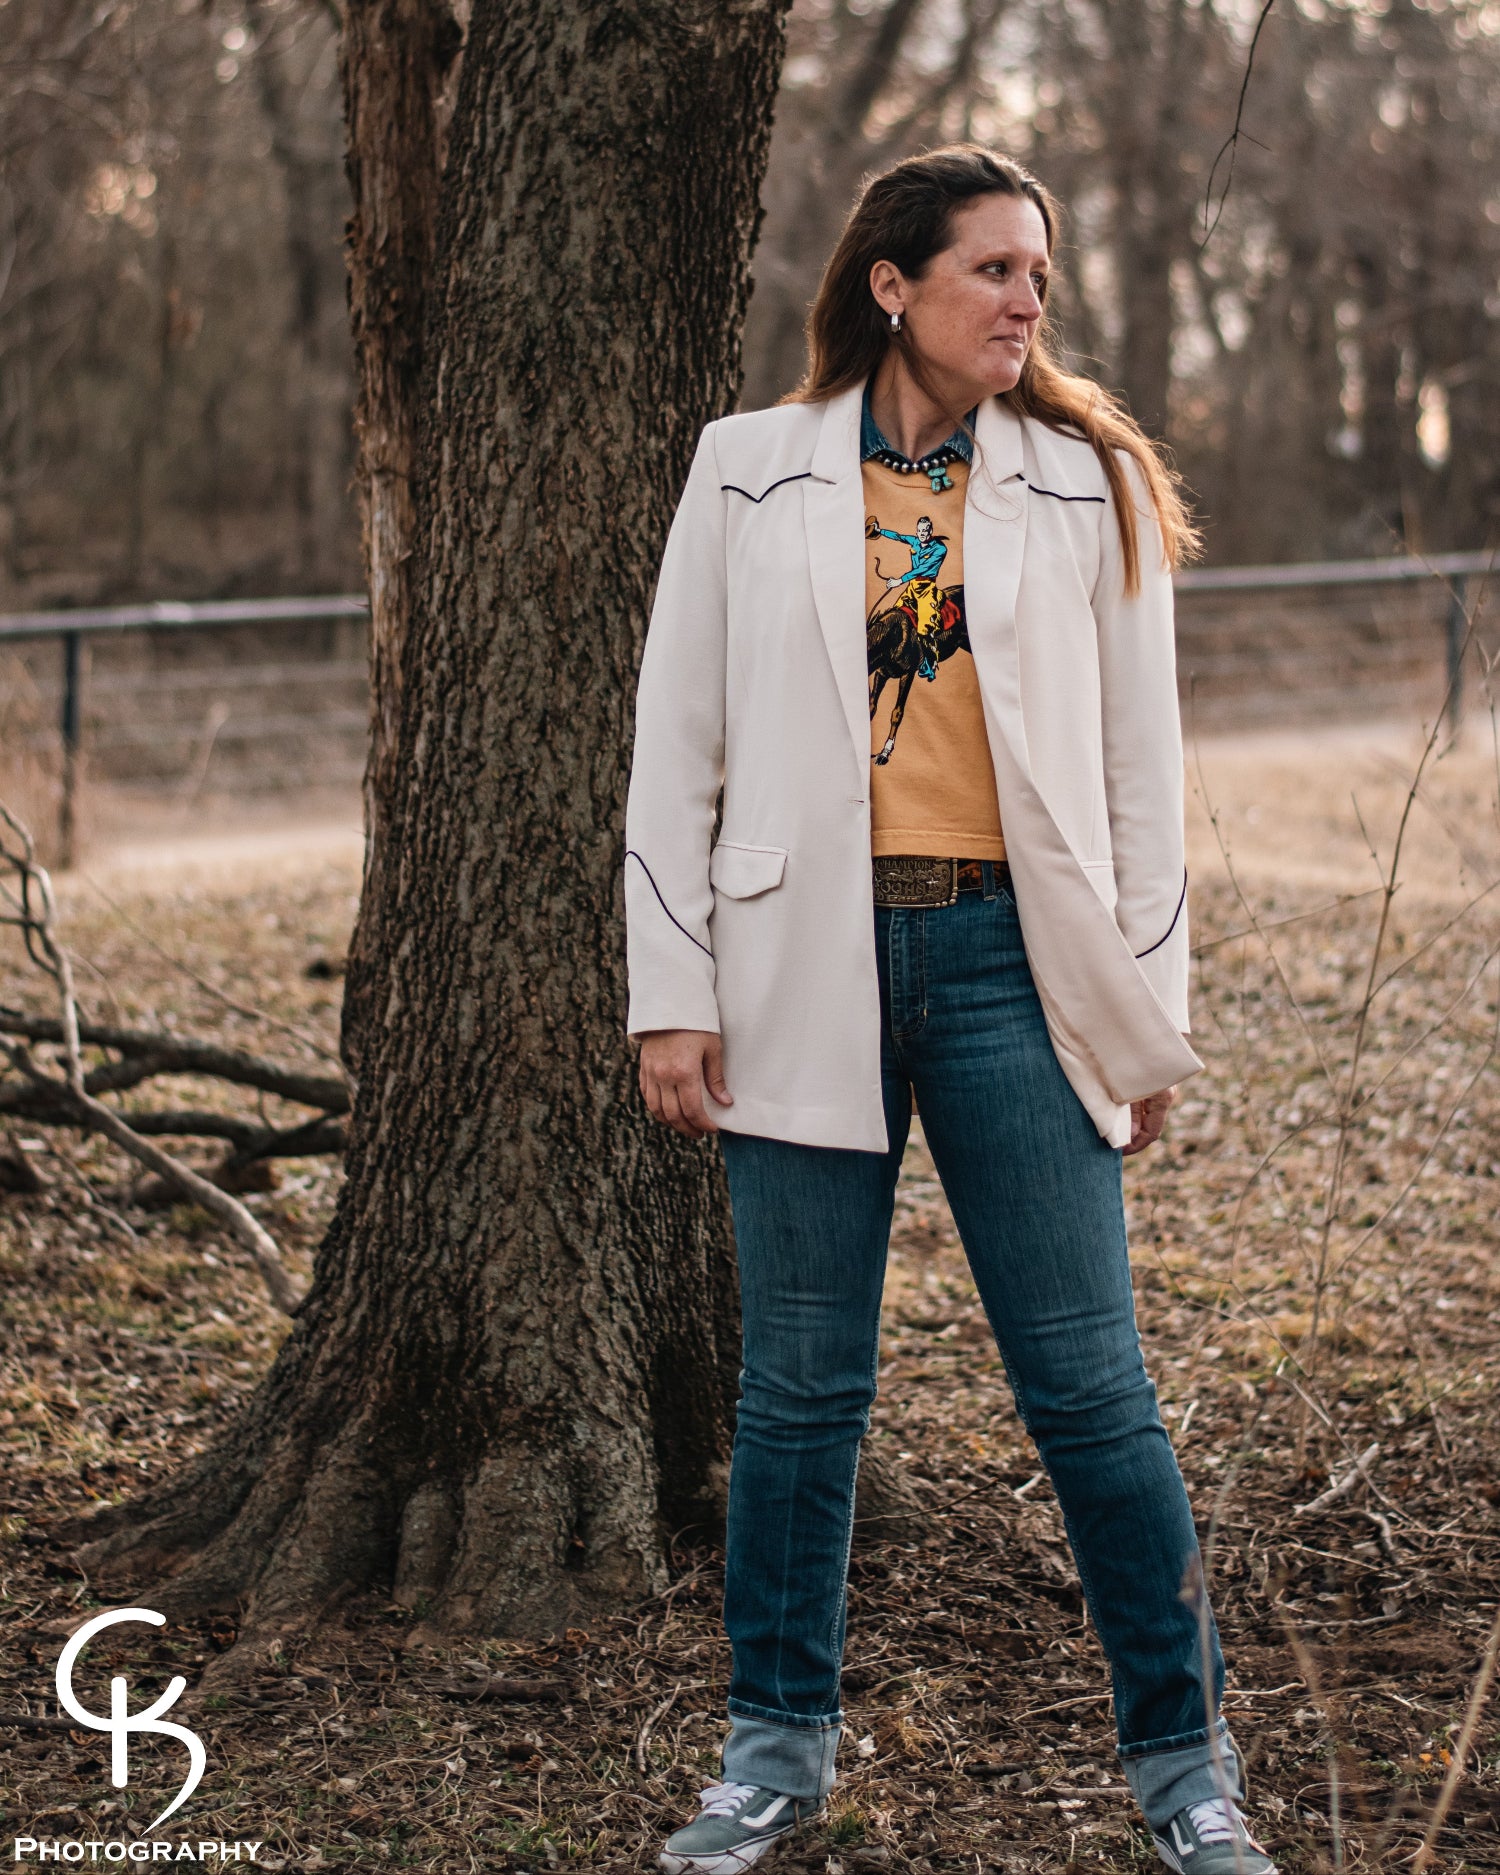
873,853,1011,907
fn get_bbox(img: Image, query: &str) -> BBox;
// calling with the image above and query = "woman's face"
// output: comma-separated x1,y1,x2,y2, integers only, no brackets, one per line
871,192,1050,403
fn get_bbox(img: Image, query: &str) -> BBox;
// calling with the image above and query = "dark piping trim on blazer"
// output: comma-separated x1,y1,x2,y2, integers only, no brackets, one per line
723,472,1103,504
625,850,714,958
721,473,815,503
1133,868,1188,959
1021,475,1106,504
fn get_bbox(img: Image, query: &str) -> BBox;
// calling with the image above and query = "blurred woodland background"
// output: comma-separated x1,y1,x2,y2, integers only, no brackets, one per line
2,0,1497,616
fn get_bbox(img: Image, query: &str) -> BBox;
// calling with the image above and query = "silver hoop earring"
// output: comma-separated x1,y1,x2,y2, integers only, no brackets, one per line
890,310,902,334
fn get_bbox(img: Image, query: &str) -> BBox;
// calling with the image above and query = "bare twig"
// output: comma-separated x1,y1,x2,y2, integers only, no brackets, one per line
1329,971,1500,1283
1185,1549,1250,1875
1,803,84,1093
1198,0,1278,246
1411,1602,1500,1870
634,1682,681,1775
1276,1612,1352,1872
1190,885,1385,955
1184,579,1499,1454
1295,1443,1380,1517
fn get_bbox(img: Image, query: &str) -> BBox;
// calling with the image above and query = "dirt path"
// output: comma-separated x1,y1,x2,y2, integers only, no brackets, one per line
60,714,1497,909
1183,714,1497,905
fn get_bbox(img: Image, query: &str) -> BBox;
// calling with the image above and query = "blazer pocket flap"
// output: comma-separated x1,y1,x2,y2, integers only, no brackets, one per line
709,840,788,898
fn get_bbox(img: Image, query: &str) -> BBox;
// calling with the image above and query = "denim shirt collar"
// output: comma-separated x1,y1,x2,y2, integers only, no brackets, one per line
859,380,977,467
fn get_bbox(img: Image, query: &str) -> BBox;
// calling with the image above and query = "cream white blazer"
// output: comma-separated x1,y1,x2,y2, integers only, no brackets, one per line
623,377,1204,1152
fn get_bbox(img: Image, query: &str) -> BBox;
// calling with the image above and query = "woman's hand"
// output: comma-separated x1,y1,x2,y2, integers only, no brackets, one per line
638,1029,732,1139
1123,1083,1177,1156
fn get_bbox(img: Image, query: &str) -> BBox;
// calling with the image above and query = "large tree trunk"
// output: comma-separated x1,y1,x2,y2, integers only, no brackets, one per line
73,0,791,1641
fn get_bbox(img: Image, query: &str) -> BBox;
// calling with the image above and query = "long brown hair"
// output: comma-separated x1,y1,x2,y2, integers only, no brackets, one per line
786,144,1204,593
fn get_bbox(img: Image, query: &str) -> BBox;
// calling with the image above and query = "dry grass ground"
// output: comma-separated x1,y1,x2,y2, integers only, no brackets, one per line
2,714,1498,1873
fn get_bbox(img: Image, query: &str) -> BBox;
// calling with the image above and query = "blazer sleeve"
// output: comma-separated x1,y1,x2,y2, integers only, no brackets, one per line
1090,447,1192,1035
623,421,728,1042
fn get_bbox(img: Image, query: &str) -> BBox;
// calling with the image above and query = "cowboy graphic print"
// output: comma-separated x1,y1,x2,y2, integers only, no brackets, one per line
861,431,1006,861
866,510,967,699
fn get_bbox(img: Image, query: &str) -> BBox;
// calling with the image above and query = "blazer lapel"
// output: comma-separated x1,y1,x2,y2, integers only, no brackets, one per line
804,381,873,780
966,395,1202,1096
962,395,1031,778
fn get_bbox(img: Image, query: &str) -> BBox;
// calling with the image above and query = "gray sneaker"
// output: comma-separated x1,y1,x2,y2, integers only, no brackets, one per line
659,1780,821,1873
1152,1795,1277,1875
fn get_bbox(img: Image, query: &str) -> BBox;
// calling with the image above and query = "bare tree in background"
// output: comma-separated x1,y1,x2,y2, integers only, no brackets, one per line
0,0,355,607
742,0,1010,407
248,0,356,587
742,0,1499,562
1034,0,1500,560
1,0,1496,609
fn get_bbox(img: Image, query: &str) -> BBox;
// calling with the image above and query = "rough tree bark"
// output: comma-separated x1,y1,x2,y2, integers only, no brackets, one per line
336,0,467,1079
71,0,792,1640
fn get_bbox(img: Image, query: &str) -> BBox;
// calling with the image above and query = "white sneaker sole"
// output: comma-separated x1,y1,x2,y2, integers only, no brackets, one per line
1151,1830,1276,1875
658,1830,792,1875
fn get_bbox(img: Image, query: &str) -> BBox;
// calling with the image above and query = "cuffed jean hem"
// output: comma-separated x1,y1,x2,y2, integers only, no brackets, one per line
1119,1717,1243,1829
722,1702,842,1802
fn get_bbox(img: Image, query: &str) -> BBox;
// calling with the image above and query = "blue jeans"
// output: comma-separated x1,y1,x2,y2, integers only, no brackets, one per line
715,862,1239,1827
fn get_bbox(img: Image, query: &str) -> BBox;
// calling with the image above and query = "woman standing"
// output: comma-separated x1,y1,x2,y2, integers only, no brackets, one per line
624,145,1272,1875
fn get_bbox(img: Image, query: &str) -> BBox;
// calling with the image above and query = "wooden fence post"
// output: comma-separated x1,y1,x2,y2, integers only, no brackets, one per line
58,629,81,869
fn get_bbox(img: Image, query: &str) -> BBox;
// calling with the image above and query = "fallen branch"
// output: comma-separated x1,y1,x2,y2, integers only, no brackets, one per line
1039,1785,1131,1801
0,1093,346,1163
5,1039,302,1313
0,801,305,1314
0,1010,348,1113
634,1682,681,1774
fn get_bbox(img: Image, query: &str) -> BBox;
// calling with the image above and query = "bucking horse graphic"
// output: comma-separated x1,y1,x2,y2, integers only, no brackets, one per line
865,511,970,764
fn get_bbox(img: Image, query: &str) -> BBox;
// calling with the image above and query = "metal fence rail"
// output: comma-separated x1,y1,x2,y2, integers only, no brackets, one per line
0,596,370,864
0,550,1493,865
1175,548,1493,737
1172,548,1492,589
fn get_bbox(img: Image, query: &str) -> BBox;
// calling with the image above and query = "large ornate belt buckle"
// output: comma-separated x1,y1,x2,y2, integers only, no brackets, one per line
872,854,958,907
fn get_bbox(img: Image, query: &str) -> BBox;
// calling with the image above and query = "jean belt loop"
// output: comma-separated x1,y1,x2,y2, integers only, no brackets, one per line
981,858,996,900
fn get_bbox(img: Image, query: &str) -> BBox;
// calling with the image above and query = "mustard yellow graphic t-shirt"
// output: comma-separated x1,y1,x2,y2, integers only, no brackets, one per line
862,396,1006,861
